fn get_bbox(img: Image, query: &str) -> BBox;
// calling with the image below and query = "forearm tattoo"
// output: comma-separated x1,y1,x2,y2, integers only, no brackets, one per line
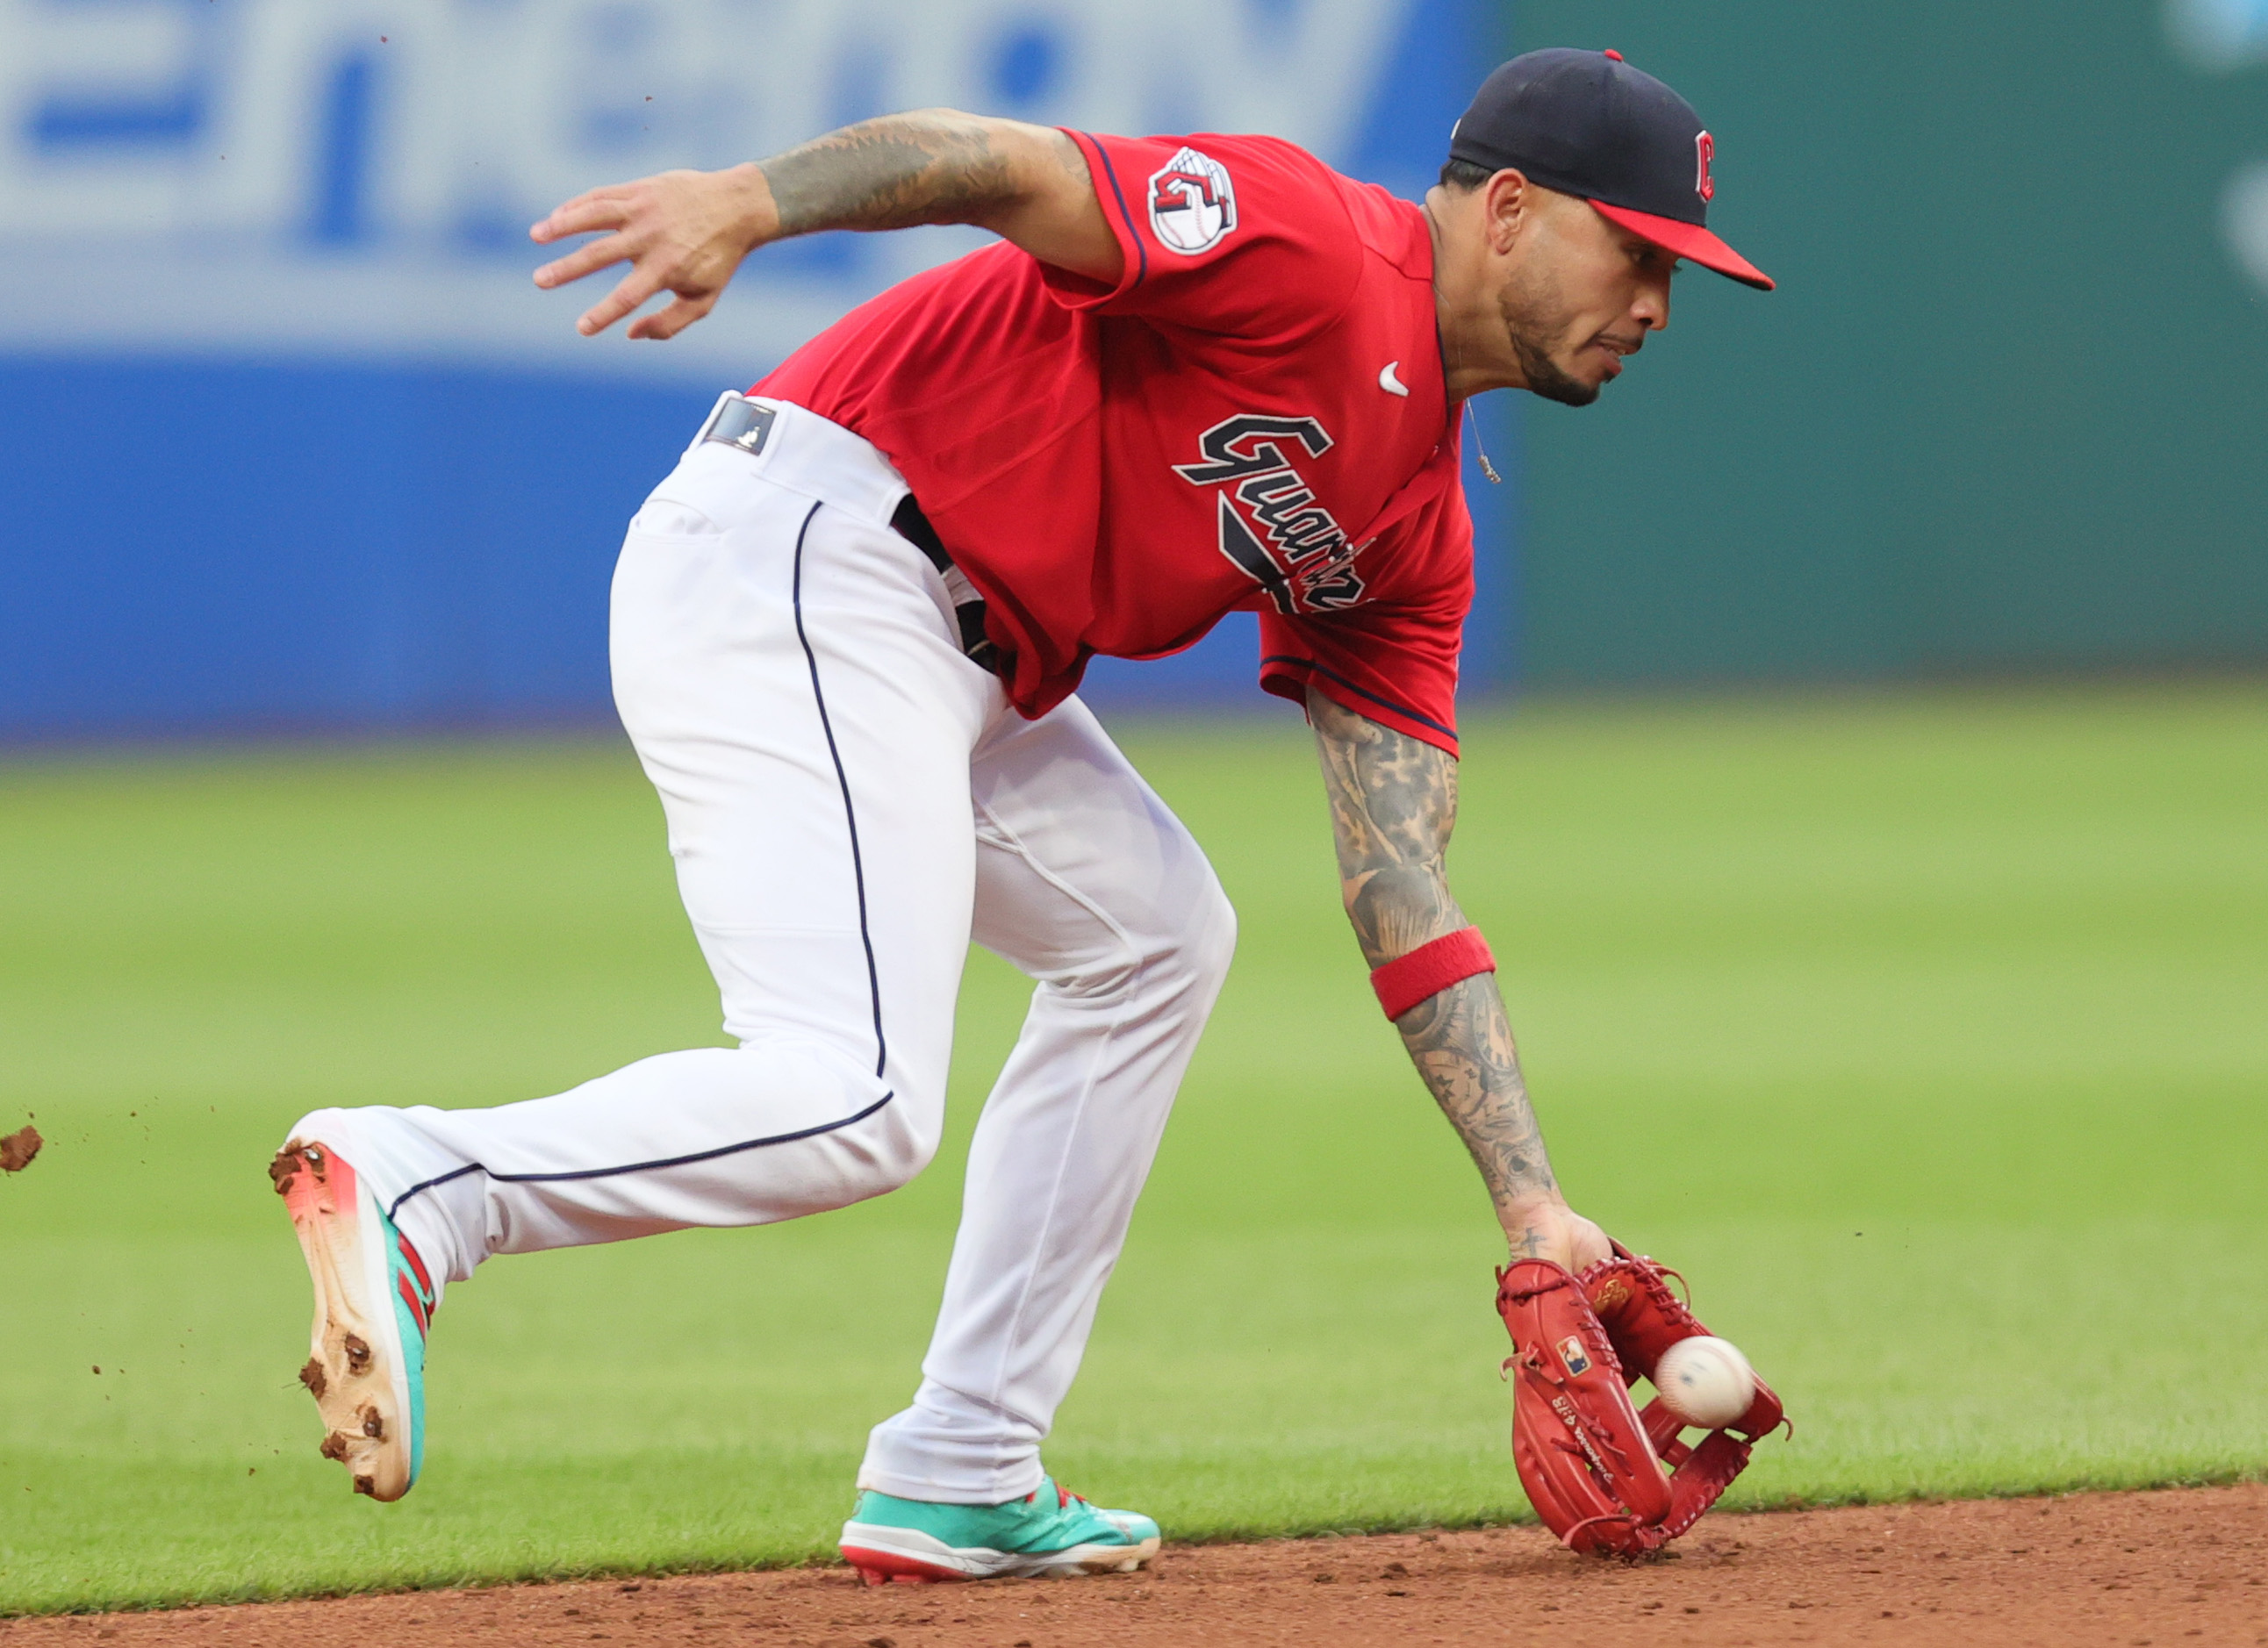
1309,690,1561,1225
760,112,1059,236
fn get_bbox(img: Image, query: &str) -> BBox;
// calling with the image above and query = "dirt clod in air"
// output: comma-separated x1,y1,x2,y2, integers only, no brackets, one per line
1,1124,42,1172
299,1360,327,1399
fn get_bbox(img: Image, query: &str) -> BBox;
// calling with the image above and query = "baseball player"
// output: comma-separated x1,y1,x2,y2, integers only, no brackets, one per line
270,49,1770,1580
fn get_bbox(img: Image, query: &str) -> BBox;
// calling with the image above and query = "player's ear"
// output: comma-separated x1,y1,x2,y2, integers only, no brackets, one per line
1483,168,1532,255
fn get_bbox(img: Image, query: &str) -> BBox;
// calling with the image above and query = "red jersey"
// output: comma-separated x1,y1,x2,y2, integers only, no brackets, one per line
755,130,1471,754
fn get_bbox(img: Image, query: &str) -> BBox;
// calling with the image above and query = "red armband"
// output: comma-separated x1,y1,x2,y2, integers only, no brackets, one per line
1370,927,1496,1021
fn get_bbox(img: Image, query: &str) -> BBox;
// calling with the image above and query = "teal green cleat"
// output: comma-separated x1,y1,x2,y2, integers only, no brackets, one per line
272,1137,436,1500
839,1477,1160,1584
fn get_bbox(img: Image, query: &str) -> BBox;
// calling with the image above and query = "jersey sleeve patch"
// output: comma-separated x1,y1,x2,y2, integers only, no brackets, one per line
1146,147,1237,254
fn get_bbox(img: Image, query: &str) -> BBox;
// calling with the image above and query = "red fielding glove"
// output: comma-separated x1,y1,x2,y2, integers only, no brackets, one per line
1499,1248,1789,1556
1497,1259,1674,1555
1580,1248,1788,1543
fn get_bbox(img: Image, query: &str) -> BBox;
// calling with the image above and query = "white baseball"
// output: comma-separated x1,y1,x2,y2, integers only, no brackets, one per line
1654,1336,1756,1429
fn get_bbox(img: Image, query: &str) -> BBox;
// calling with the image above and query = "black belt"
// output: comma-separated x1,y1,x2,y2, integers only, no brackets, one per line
697,398,998,677
891,494,1001,677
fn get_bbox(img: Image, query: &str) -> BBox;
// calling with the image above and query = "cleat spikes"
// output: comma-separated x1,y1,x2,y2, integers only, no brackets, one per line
277,1133,429,1503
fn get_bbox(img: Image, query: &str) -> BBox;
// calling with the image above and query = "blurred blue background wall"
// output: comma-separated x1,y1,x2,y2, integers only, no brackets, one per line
0,0,1498,738
4,1,2264,741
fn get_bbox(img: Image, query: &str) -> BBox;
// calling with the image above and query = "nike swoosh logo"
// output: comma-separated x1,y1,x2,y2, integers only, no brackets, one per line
1378,361,1409,397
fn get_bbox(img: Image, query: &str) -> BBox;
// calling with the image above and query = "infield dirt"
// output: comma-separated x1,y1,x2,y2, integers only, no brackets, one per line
4,1484,2259,1647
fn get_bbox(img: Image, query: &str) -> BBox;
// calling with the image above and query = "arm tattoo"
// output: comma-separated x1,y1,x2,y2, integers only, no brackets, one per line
1309,690,1561,1229
1396,974,1561,1244
761,112,1057,237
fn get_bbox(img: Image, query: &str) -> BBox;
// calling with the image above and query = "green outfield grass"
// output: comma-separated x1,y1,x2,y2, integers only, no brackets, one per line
1,681,2263,1614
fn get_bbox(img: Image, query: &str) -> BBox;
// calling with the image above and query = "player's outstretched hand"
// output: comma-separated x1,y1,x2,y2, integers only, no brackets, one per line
1511,1200,1613,1272
531,165,777,341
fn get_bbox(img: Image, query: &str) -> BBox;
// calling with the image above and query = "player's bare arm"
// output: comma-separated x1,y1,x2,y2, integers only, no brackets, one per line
530,111,1119,340
1308,687,1609,1273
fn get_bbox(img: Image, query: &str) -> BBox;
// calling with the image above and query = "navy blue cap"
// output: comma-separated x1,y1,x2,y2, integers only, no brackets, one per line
1449,47,1772,290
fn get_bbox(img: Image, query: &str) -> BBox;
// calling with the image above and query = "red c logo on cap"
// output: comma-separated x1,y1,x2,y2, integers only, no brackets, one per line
1696,131,1716,203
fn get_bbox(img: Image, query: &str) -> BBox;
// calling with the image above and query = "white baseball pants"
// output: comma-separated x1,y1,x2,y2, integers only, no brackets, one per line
291,398,1236,1503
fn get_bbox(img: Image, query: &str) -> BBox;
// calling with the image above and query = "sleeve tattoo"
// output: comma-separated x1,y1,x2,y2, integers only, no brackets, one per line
1308,689,1564,1242
759,111,1084,238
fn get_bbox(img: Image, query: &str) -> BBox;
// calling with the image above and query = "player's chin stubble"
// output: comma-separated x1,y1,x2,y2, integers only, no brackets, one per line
1498,281,1600,408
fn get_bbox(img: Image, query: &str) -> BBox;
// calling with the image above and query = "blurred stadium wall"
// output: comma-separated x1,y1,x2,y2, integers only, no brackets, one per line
5,3,2262,742
0,0,1497,738
1510,0,2268,686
